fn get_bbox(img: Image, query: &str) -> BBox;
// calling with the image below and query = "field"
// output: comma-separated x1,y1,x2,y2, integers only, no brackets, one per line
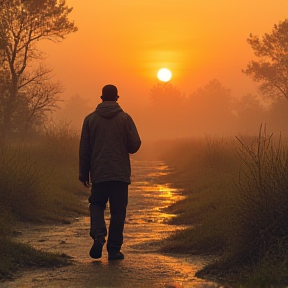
1,125,288,286
157,126,288,287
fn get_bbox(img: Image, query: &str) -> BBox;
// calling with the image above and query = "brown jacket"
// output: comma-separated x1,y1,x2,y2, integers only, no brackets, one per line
79,101,141,184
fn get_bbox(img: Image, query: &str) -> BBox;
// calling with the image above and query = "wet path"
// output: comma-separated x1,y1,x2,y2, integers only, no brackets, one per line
2,160,219,288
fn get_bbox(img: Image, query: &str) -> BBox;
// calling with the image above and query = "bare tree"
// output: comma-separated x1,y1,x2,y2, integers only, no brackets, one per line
0,0,77,137
16,65,64,132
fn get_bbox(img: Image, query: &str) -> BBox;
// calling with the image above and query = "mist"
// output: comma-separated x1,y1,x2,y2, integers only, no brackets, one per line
52,78,288,145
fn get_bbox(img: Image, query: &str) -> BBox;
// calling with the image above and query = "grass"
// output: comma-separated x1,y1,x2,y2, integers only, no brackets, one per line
0,237,70,280
0,127,88,280
157,126,288,287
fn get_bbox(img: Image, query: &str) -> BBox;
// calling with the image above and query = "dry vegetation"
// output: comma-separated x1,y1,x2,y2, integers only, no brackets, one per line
1,124,288,286
0,128,88,280
157,125,288,287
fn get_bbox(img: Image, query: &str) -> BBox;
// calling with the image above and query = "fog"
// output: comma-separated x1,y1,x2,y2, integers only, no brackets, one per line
52,78,288,144
35,0,288,144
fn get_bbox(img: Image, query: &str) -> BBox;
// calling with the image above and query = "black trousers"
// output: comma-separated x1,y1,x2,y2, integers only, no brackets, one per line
88,181,128,253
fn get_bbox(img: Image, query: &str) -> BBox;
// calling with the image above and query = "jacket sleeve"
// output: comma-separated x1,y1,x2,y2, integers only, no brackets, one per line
79,118,91,182
126,115,141,154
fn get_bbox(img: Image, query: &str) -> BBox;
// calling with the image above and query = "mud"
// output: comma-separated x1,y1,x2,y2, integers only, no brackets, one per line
1,160,221,288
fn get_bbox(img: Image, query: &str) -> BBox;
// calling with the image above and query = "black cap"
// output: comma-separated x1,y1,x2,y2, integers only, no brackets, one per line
101,84,119,101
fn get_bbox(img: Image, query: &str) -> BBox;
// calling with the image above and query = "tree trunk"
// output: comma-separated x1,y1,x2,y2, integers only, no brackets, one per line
3,101,12,138
3,76,18,139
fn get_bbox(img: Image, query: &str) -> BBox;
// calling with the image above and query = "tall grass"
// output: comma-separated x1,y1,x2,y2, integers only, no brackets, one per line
232,126,288,258
0,130,86,224
223,125,288,284
0,145,50,222
158,127,288,286
0,126,88,279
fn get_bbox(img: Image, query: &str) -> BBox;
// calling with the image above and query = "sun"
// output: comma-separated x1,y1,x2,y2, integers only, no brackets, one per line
157,68,172,82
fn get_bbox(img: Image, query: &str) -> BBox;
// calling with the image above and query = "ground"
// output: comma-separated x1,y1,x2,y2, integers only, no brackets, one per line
1,160,223,288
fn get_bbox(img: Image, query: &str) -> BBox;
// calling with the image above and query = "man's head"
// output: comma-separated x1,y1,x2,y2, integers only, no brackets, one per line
101,84,119,101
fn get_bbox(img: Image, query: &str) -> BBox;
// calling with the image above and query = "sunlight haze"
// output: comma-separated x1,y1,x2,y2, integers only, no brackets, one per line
2,1,288,284
37,0,288,138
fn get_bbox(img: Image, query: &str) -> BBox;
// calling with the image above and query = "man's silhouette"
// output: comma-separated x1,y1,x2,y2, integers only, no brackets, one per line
79,84,141,260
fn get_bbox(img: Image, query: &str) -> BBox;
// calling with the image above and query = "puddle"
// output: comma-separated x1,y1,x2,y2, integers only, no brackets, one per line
1,159,220,288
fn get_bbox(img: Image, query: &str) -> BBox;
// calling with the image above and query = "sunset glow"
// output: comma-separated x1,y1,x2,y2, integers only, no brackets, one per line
39,1,288,97
36,0,288,139
2,1,288,285
157,68,172,82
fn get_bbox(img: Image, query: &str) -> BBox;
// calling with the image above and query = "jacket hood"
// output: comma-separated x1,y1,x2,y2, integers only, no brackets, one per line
95,101,123,118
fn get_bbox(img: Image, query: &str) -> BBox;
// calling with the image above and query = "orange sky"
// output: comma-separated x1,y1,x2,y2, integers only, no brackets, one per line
39,0,288,112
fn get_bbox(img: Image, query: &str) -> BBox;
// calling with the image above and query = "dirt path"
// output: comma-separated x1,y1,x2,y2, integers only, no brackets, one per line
1,160,220,288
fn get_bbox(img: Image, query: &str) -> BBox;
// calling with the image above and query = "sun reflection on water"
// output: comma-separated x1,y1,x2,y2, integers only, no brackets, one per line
10,159,218,288
124,160,187,243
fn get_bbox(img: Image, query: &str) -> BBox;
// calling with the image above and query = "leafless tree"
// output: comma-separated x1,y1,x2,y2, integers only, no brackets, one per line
14,65,64,132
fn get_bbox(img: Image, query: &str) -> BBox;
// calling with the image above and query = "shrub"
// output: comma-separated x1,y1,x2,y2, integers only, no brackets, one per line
228,125,288,265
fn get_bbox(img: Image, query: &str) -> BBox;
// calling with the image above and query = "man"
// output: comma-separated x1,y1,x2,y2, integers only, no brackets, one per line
79,84,141,260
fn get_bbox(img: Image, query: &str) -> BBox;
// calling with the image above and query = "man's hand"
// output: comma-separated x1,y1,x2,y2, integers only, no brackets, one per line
82,181,90,188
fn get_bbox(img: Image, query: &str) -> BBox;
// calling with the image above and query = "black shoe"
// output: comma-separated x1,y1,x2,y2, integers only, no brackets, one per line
108,251,124,261
89,239,104,259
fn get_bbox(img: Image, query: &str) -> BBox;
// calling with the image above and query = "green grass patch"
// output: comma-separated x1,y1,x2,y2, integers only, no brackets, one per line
0,237,70,280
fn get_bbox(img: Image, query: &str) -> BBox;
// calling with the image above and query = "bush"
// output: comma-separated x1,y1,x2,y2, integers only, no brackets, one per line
228,125,288,266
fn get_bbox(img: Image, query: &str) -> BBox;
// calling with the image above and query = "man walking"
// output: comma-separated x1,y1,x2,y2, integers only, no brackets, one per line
79,84,141,260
